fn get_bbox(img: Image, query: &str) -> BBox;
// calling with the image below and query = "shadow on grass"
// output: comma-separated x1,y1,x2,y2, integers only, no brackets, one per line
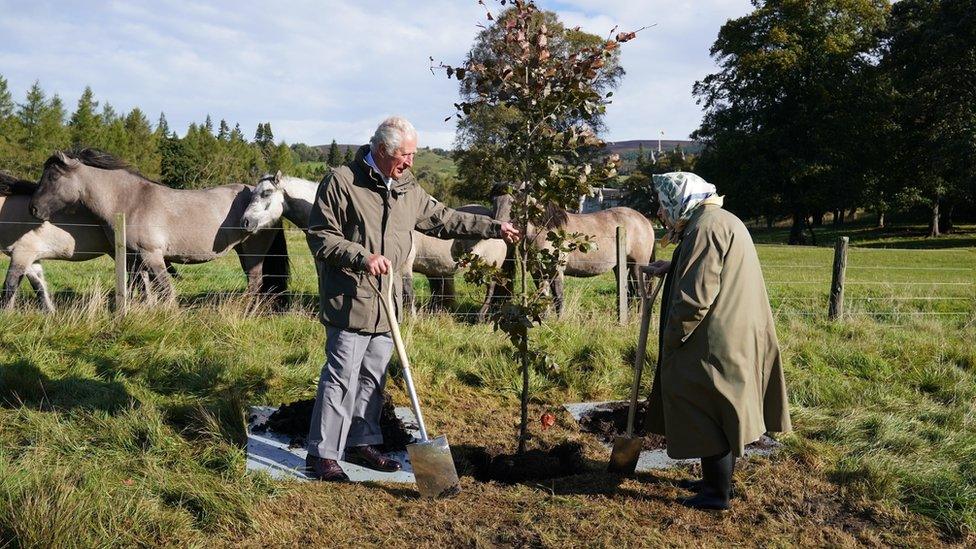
0,359,134,413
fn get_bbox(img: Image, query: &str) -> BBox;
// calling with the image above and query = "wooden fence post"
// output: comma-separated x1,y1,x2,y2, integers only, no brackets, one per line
828,236,849,320
114,212,127,315
617,225,628,324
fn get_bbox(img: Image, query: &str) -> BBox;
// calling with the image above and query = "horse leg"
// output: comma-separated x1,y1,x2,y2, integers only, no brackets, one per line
429,277,445,311
478,281,495,322
142,252,175,303
552,271,566,317
24,263,55,313
442,276,456,310
402,273,416,316
1,257,27,310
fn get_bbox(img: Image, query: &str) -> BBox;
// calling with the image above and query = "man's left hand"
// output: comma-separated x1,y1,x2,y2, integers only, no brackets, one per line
500,222,520,243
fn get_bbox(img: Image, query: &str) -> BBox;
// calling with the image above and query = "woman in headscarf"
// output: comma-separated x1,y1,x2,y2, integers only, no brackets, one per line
643,172,791,511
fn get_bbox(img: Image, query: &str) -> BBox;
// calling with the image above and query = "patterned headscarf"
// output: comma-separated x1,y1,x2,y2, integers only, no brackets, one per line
652,172,724,246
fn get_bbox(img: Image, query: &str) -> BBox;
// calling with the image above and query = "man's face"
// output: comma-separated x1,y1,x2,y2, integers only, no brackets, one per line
374,135,417,180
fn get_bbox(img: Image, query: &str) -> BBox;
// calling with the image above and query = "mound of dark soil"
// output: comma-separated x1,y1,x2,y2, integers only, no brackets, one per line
251,392,414,452
453,442,587,483
578,401,666,450
578,401,778,452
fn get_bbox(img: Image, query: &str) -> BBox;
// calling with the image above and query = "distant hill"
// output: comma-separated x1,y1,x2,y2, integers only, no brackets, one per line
604,139,703,156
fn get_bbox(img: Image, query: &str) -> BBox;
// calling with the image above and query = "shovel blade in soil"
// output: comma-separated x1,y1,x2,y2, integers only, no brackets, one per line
407,435,461,498
608,435,643,474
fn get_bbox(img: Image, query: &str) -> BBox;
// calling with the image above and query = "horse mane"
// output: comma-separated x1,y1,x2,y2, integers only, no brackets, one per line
544,201,569,225
0,172,38,196
43,148,148,181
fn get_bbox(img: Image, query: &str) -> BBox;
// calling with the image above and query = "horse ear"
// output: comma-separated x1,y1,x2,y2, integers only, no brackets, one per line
55,151,79,168
274,170,282,184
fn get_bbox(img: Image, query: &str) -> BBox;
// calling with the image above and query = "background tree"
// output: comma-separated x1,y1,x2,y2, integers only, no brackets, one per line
884,0,976,236
452,4,625,203
693,0,890,243
0,76,20,174
68,86,102,149
326,139,341,167
439,0,635,453
342,146,354,164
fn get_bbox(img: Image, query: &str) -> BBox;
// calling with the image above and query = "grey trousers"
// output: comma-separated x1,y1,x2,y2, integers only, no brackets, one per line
306,325,394,460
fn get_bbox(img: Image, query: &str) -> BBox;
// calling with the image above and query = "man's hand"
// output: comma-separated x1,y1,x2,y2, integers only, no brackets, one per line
500,222,520,243
365,254,392,276
642,259,671,277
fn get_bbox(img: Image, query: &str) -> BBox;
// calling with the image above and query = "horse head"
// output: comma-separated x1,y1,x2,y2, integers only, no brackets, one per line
242,171,285,233
30,151,84,221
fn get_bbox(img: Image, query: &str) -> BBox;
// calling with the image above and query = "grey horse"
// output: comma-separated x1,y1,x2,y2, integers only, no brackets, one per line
0,173,179,310
28,149,289,303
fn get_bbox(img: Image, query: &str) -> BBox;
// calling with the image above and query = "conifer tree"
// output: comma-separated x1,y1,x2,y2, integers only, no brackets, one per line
327,139,341,166
69,86,102,149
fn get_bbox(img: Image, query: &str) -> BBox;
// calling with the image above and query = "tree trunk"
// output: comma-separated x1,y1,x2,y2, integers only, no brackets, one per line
813,211,824,227
788,212,806,245
929,199,940,237
766,215,774,230
877,210,885,229
939,202,954,234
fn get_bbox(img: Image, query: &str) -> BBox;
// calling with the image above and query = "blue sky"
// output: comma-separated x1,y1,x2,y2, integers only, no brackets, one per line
0,0,752,148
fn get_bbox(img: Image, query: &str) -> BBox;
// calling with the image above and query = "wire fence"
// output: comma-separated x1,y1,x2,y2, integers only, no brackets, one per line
1,219,973,324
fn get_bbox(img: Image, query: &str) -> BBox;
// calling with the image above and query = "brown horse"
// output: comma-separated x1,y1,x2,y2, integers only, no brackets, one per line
492,189,656,315
28,150,289,302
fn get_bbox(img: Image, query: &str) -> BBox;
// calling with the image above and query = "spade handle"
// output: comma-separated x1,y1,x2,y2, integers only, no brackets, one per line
625,276,666,437
368,275,429,442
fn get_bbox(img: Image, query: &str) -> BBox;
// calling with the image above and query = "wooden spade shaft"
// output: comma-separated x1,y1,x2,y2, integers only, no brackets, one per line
624,276,666,438
367,275,429,442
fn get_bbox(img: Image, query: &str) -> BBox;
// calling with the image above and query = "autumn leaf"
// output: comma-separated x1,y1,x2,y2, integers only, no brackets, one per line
540,412,556,430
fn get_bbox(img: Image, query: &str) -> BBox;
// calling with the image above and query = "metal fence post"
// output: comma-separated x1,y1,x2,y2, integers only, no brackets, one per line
617,225,628,324
114,212,127,315
828,236,849,320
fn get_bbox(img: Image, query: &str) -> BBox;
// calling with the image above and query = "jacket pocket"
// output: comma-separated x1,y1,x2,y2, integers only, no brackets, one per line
322,266,362,296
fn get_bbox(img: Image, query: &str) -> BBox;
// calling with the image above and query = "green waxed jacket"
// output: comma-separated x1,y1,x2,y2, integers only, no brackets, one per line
643,204,792,459
307,144,502,333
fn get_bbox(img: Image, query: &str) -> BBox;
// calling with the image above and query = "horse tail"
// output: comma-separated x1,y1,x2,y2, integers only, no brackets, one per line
260,221,290,302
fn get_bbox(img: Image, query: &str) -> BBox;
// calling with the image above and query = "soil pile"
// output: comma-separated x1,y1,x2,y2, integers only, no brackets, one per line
578,401,777,452
578,401,666,450
252,393,414,452
454,442,586,483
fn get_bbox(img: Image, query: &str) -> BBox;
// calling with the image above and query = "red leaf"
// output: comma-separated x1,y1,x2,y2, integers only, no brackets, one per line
540,412,556,430
616,31,637,42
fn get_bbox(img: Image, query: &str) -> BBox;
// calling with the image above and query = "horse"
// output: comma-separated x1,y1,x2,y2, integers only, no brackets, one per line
492,187,656,315
28,149,289,303
0,172,185,310
240,172,507,320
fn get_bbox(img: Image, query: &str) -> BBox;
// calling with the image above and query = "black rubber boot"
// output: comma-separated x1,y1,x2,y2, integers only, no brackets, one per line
680,450,734,511
677,478,737,498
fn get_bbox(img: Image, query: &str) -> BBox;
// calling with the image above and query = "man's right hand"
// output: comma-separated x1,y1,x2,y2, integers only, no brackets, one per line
365,254,392,276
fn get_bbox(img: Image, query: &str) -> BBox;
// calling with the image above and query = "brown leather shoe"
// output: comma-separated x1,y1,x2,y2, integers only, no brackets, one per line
305,455,349,482
345,445,402,472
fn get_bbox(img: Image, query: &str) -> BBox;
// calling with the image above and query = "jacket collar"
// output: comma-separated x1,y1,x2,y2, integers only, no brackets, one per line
353,144,416,195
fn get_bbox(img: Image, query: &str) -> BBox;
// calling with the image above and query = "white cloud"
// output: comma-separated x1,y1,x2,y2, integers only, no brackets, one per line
0,0,752,147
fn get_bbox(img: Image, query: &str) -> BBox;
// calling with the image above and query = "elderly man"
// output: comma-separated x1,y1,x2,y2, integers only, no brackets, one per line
304,116,519,481
643,172,791,510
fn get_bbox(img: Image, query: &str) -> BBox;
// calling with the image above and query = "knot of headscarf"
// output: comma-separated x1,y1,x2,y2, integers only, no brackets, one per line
652,172,724,246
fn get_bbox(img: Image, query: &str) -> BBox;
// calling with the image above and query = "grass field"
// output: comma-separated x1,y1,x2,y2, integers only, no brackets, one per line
0,223,974,546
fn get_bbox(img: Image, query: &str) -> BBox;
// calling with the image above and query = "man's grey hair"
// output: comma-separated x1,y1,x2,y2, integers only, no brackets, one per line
369,116,417,156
